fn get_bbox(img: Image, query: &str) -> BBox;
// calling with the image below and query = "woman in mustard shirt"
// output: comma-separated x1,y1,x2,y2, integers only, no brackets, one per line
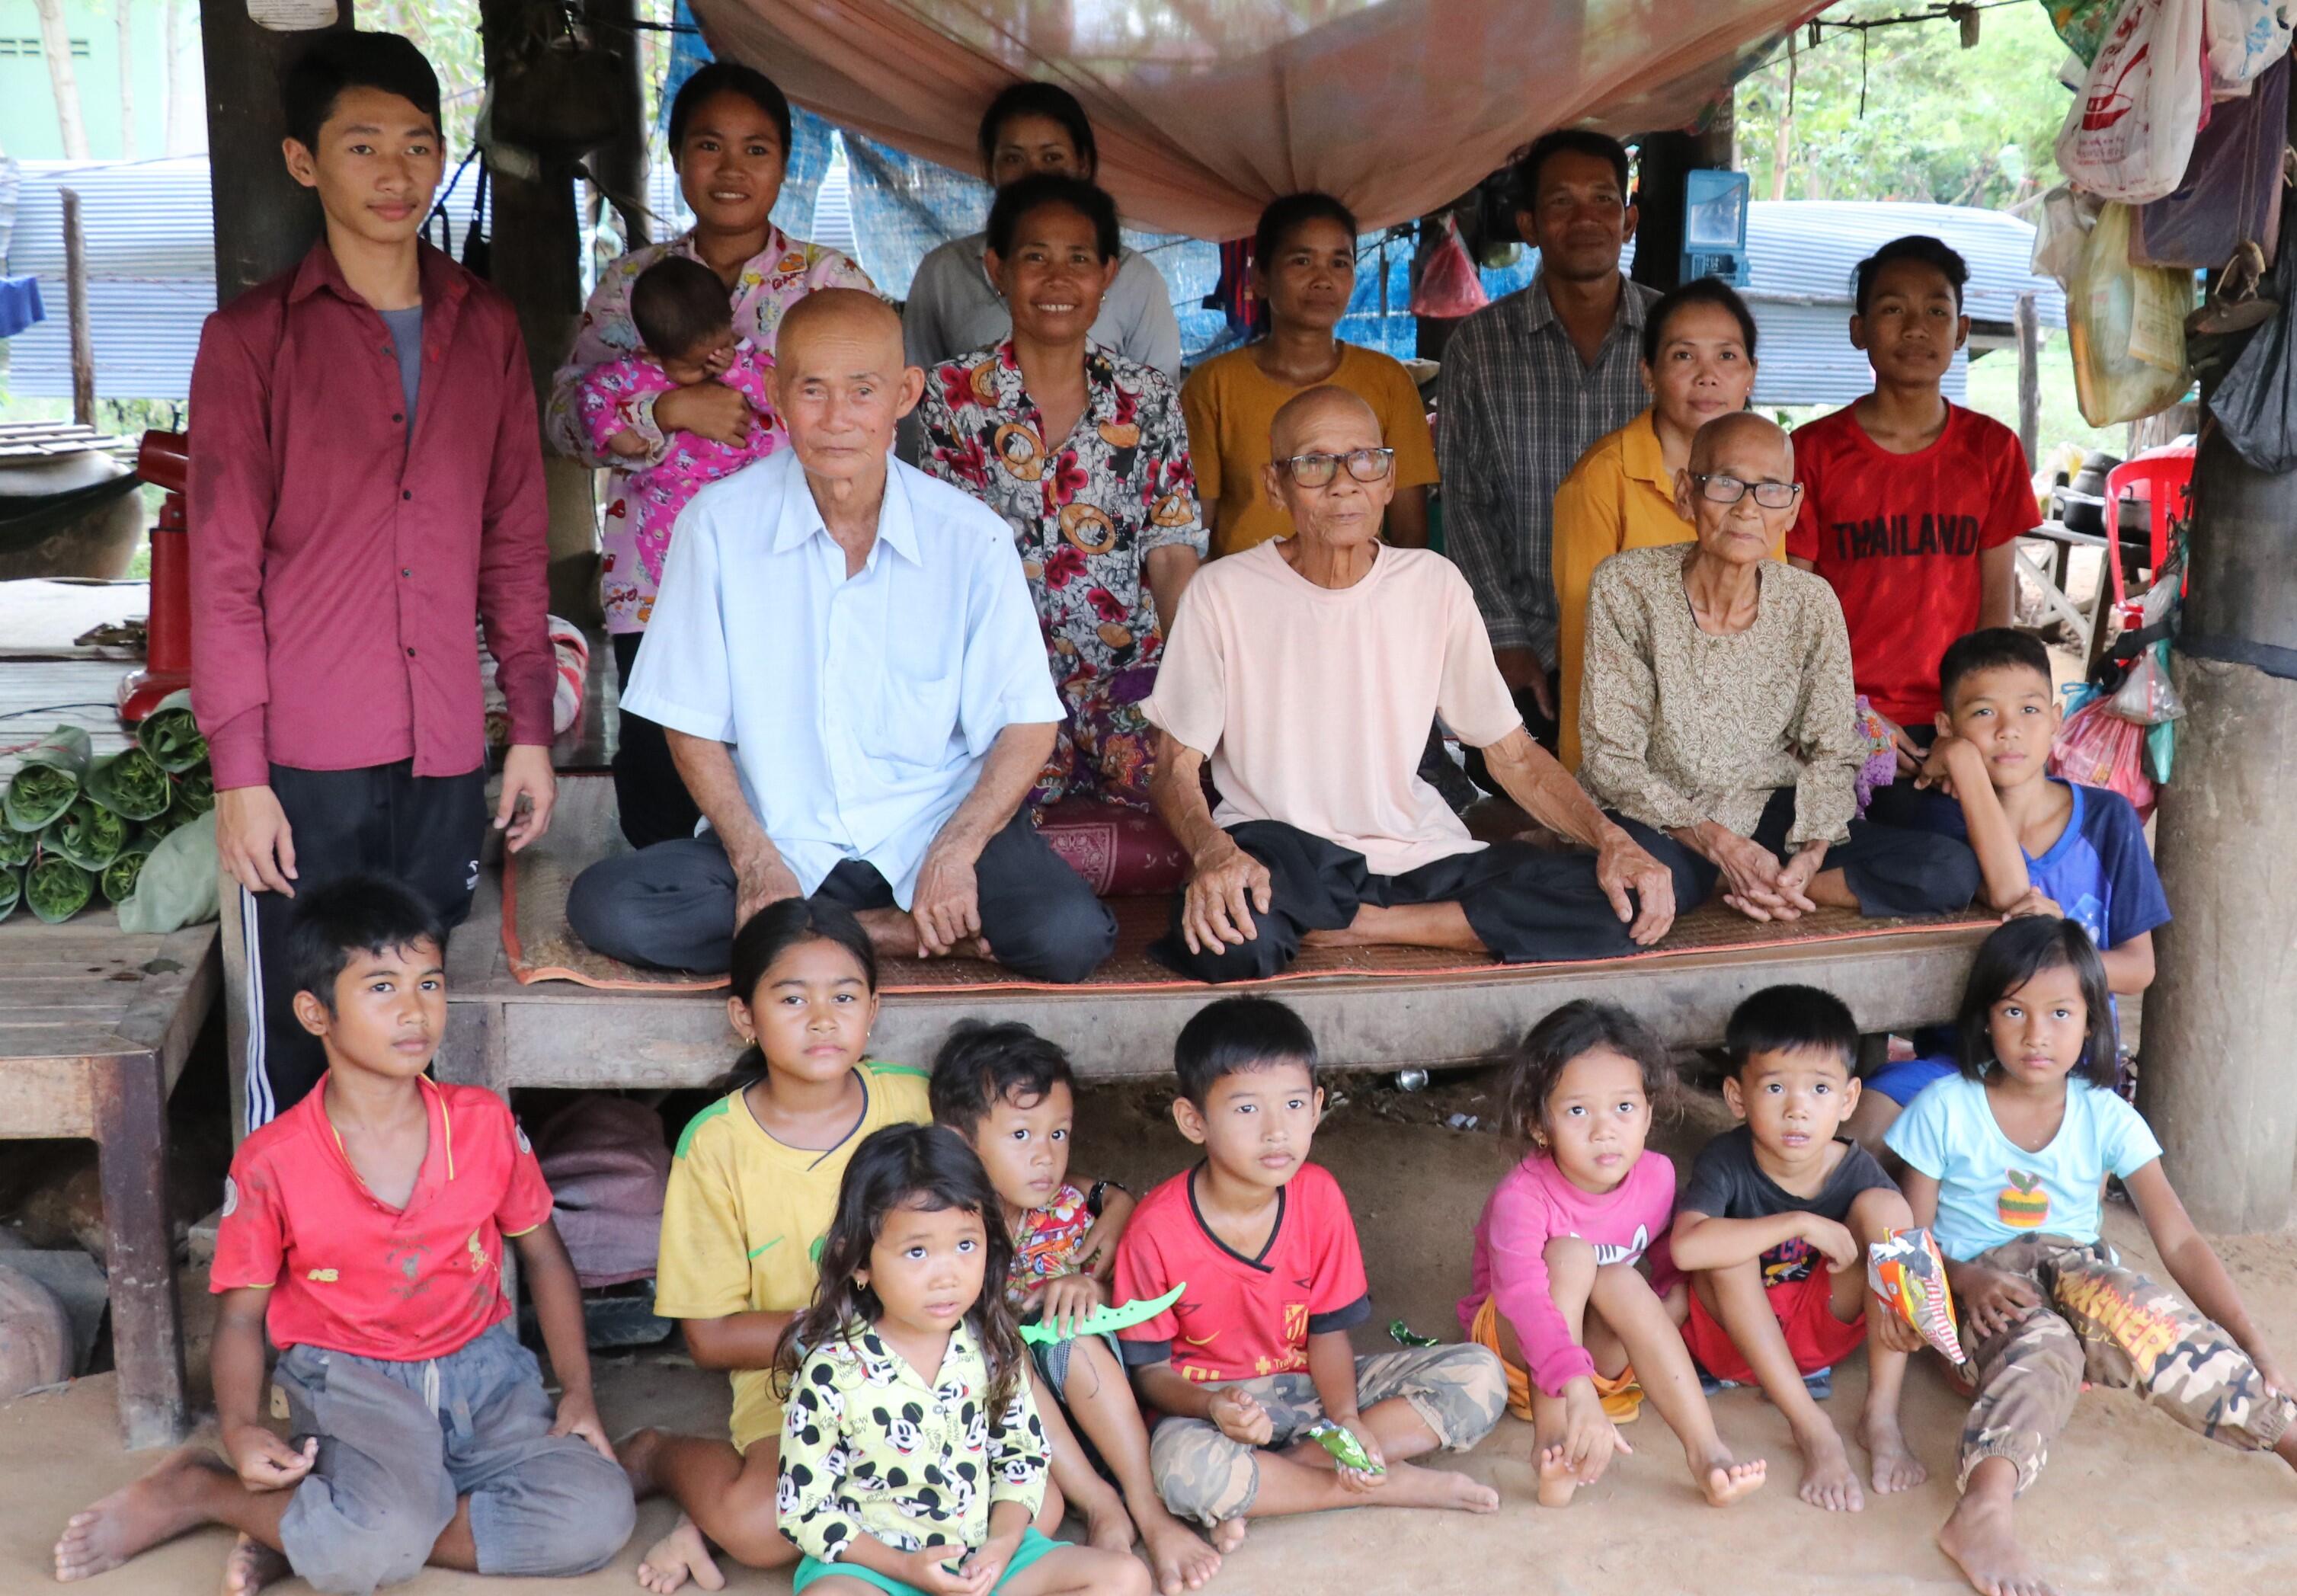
1551,277,1772,769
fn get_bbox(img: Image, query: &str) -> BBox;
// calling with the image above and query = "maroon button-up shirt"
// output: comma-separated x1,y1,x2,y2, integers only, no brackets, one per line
187,241,554,791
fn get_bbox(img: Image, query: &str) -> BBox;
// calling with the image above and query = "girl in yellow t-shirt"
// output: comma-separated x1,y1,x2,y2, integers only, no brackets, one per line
622,898,931,1595
1181,193,1438,558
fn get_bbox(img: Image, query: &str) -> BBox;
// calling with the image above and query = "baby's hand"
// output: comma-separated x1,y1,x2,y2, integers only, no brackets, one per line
1037,1274,1106,1339
1209,1387,1272,1446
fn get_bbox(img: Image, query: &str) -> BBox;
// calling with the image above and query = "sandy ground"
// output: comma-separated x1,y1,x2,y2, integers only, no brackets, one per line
7,1076,2297,1595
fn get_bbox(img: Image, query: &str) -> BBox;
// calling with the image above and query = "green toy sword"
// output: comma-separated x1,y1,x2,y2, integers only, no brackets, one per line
1019,1282,1186,1346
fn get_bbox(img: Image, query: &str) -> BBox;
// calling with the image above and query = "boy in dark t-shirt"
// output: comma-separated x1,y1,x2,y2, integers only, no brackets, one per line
1672,987,1927,1513
1787,235,2036,823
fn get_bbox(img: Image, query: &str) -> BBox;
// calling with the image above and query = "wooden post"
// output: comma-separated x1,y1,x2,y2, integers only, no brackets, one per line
586,0,651,251
2014,291,2040,469
197,0,350,308
95,1050,188,1448
60,187,93,427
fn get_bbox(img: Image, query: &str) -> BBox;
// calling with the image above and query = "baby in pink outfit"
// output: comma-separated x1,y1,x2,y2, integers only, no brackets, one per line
574,255,785,597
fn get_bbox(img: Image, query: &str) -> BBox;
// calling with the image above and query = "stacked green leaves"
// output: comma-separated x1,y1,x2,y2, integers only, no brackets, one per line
5,715,218,925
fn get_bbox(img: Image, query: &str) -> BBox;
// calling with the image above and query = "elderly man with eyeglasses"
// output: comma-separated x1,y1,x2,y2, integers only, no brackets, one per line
1577,411,1979,925
1140,385,1686,982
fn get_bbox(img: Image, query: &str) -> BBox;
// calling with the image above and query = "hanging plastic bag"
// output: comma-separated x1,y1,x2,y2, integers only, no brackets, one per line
2049,0,2128,64
2057,0,2209,205
1410,215,1489,320
2137,53,2287,267
2110,639,2187,722
2146,716,2180,782
2205,0,2294,96
2067,203,2195,425
2052,696,2159,817
2209,178,2297,469
2030,184,2100,290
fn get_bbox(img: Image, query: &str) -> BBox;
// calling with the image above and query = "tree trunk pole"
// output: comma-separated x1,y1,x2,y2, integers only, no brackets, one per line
33,0,91,161
2014,292,2039,469
585,0,650,249
197,0,351,307
62,187,94,425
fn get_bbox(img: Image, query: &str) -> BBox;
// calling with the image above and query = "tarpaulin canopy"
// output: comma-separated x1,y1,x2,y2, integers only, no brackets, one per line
686,0,1829,240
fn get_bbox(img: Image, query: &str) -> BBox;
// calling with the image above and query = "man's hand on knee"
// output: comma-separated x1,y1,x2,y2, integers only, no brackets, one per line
911,839,984,956
731,846,803,929
1182,837,1272,955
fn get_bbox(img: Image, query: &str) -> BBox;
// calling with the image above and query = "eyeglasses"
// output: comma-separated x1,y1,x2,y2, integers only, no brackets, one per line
1689,472,1802,510
1278,447,1395,487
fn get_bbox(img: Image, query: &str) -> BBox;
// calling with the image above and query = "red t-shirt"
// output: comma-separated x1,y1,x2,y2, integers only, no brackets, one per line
211,1074,554,1361
1112,1161,1371,1384
1787,403,2036,724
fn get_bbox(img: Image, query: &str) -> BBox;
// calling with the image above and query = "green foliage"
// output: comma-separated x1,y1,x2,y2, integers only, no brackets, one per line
1736,2,2078,208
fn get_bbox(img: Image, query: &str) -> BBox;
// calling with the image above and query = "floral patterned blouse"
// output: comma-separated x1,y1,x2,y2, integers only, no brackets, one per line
545,224,874,632
917,341,1206,698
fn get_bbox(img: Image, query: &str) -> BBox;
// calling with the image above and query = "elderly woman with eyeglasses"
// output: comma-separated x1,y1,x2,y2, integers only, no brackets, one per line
1141,384,1684,983
1579,411,1979,924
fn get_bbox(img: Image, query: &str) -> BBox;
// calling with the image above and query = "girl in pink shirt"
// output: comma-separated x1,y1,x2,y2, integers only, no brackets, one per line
1460,999,1768,1510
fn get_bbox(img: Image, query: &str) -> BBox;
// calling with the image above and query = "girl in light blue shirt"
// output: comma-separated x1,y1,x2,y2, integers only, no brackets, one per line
1886,916,2297,1596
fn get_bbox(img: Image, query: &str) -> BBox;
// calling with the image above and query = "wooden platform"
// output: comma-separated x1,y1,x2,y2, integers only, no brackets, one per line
430,867,1991,1092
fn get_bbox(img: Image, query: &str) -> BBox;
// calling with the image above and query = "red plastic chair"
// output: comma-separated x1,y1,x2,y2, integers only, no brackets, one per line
2103,444,2193,604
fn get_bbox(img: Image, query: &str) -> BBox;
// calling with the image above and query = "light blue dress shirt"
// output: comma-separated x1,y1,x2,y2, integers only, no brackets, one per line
623,447,1062,907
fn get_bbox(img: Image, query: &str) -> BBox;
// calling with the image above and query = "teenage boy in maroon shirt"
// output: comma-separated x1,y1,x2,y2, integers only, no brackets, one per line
188,32,558,1127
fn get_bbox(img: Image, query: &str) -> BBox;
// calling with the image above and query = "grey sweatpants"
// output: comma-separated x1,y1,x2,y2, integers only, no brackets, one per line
274,1322,635,1594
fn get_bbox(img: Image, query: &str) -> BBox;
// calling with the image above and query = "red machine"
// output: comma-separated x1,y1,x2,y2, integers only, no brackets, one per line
115,430,191,725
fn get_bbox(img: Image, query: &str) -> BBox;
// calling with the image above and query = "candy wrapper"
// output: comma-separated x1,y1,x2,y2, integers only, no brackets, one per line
1868,1227,1966,1365
1303,1420,1384,1474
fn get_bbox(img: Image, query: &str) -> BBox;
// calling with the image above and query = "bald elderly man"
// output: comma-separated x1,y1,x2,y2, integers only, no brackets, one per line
568,289,1118,980
1144,385,1688,982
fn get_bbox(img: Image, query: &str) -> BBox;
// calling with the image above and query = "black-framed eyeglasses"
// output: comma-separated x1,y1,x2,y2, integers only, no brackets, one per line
1278,447,1395,487
1689,472,1801,510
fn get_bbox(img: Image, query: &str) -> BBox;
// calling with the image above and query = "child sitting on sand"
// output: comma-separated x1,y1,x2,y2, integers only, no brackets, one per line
1460,999,1768,1510
53,876,633,1594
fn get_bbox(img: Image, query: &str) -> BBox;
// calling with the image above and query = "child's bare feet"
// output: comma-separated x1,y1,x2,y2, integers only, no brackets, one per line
1138,1508,1221,1595
53,1447,229,1582
220,1533,290,1596
1209,1518,1248,1554
1535,1444,1579,1508
635,1514,725,1594
1792,1421,1864,1512
1080,1492,1136,1557
1697,1452,1768,1507
1376,1460,1502,1514
1940,1488,2057,1596
1860,1412,1927,1494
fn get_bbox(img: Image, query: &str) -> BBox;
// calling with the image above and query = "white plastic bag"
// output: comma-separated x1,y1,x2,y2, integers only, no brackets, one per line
2206,0,2294,95
2067,203,2196,424
2058,0,2209,203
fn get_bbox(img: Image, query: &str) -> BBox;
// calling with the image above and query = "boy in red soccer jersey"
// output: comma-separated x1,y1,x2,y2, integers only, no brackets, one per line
53,877,632,1595
1112,997,1506,1549
1787,235,2036,827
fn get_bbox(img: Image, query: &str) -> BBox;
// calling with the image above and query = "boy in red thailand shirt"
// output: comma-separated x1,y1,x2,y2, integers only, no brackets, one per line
1787,235,2035,825
1113,997,1506,1543
189,33,558,1129
53,876,632,1594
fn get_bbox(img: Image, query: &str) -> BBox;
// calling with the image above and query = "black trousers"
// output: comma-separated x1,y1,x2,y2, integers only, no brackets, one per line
565,808,1118,984
1464,673,1560,794
238,760,488,1126
610,631,702,850
1608,787,1981,921
1859,722,1939,830
1150,818,1688,984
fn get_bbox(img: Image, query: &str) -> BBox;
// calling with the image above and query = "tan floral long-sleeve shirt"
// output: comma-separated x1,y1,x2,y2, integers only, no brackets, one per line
1577,544,1862,849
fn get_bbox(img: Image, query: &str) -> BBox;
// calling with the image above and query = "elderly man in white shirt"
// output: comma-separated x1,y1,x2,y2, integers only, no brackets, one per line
568,289,1118,982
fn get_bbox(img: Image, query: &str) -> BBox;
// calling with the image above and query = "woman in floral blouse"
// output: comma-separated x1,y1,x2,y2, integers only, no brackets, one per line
545,61,875,848
919,173,1206,812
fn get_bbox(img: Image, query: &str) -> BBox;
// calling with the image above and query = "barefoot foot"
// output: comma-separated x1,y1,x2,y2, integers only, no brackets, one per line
220,1534,290,1596
1698,1454,1768,1508
1138,1507,1221,1595
1080,1492,1137,1557
1793,1422,1864,1512
1209,1518,1248,1554
1940,1489,2057,1596
1378,1460,1501,1514
1536,1444,1579,1508
54,1447,232,1582
635,1515,725,1595
1860,1412,1927,1495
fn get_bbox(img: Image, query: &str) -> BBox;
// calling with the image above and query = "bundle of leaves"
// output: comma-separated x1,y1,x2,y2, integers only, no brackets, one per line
85,748,174,823
3,726,91,833
174,768,216,815
47,798,127,872
0,863,18,925
0,826,34,868
134,689,208,772
25,853,94,923
101,839,157,905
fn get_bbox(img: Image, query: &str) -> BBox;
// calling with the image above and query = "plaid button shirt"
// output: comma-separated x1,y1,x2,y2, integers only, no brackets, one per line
1438,273,1659,664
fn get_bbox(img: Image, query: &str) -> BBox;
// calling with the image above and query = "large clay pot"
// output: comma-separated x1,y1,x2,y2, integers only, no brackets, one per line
0,449,144,581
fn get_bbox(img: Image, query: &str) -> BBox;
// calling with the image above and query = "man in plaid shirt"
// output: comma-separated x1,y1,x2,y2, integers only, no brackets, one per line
1438,130,1658,769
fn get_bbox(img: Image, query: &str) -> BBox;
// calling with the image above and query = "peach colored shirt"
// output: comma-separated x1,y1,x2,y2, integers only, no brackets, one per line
1144,540,1521,878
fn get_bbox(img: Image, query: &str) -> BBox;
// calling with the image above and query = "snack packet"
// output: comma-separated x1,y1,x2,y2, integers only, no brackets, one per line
1868,1227,1966,1365
1302,1420,1384,1474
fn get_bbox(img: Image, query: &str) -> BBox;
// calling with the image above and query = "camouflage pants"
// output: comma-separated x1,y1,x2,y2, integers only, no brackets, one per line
1959,1234,2295,1494
1147,1344,1507,1527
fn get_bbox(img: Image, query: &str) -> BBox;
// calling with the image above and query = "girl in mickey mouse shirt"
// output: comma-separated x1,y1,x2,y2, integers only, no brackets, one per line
774,1122,1150,1596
